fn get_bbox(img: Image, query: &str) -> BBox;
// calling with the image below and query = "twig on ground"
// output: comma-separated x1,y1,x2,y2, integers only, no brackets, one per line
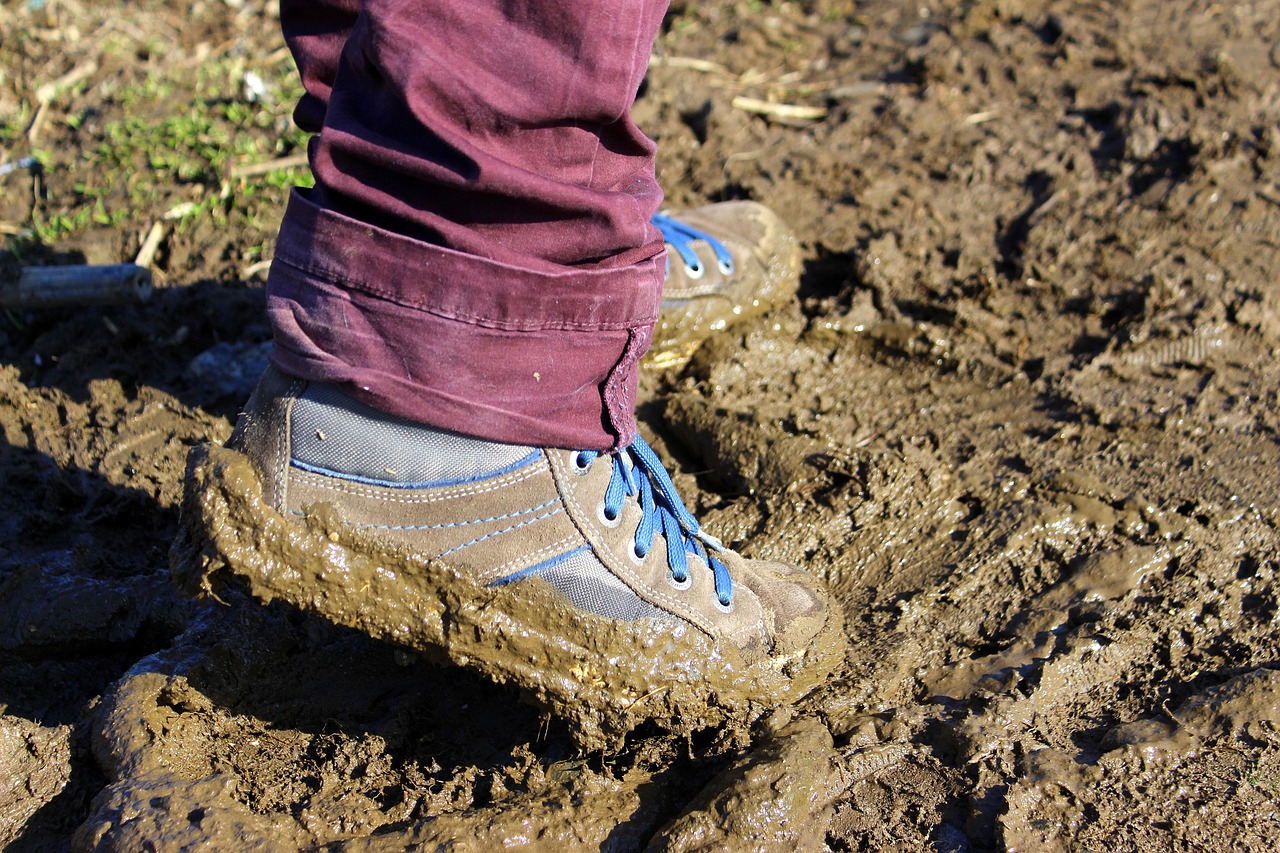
241,258,273,279
33,57,98,105
227,153,310,180
25,99,49,143
134,221,167,269
731,95,827,122
28,57,99,143
963,110,1000,126
649,55,730,75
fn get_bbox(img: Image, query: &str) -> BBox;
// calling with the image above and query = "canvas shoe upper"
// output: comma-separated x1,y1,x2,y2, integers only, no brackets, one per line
225,368,828,654
648,201,801,368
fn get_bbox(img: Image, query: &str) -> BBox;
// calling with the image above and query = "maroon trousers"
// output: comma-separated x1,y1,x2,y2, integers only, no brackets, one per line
268,0,671,452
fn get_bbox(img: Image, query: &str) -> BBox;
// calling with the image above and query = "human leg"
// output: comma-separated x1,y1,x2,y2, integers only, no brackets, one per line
178,1,843,745
272,0,668,451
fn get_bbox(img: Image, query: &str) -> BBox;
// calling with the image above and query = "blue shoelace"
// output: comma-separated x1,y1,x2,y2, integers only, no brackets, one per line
575,435,734,608
652,212,736,279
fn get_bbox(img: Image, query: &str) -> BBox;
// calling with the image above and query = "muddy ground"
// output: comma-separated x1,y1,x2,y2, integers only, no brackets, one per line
3,0,1280,849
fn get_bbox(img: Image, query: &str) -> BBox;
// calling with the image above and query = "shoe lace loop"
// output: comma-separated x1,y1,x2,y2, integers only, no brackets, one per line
652,212,736,278
577,435,734,607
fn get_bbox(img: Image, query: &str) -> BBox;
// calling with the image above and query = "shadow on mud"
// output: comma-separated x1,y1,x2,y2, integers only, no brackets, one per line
4,279,270,421
0,280,261,847
0,272,735,846
77,591,743,850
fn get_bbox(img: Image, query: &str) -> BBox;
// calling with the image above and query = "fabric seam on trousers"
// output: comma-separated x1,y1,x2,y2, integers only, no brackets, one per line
272,250,660,333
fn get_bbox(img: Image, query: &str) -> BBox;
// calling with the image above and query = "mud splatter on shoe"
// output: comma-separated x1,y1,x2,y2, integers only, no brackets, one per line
172,368,846,750
647,201,801,369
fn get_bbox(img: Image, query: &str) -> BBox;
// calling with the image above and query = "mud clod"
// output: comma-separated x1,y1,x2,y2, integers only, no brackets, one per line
648,717,857,853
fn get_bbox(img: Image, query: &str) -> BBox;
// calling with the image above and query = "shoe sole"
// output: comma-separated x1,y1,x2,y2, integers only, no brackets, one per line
172,442,848,751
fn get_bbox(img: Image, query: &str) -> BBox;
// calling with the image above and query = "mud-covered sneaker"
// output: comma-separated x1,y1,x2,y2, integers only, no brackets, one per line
648,201,801,368
173,368,845,749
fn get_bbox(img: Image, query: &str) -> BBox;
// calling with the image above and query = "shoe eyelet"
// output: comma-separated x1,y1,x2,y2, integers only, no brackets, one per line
570,451,592,475
630,543,650,565
715,595,735,614
596,500,621,529
718,258,735,276
683,260,705,280
667,571,692,591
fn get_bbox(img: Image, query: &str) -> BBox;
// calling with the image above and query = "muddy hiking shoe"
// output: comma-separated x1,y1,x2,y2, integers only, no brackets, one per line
174,369,845,748
647,201,801,368
172,202,833,748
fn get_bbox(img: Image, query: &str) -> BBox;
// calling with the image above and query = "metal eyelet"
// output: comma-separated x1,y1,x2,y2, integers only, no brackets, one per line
570,451,592,475
596,500,621,529
629,543,650,565
715,594,735,614
667,571,692,591
718,257,735,276
683,260,705,280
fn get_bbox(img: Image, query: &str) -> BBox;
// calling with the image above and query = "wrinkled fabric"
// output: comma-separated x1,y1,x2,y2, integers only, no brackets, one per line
268,0,670,450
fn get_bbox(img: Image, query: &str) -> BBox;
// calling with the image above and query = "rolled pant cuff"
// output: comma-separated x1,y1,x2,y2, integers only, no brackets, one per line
265,190,662,452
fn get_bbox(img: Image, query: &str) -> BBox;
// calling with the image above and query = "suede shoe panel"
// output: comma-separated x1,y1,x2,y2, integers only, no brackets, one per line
227,367,304,510
733,557,828,658
545,449,771,650
286,455,586,585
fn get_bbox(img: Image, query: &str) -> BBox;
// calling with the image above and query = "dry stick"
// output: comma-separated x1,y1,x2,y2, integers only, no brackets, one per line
241,259,273,279
731,95,827,122
25,100,49,144
28,57,98,143
134,221,167,269
648,55,730,75
827,82,890,99
227,153,310,180
653,53,846,97
963,110,1000,126
654,53,895,120
33,57,98,104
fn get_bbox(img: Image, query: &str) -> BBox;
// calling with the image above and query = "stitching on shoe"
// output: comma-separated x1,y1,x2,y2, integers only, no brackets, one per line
435,507,565,559
278,379,305,510
661,281,734,299
289,458,545,504
489,535,581,579
338,498,560,532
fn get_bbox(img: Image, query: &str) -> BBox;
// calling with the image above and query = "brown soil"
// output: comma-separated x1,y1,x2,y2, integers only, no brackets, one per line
4,0,1280,850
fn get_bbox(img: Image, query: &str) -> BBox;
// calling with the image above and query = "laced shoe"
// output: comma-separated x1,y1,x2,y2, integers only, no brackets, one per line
174,368,845,749
648,201,801,368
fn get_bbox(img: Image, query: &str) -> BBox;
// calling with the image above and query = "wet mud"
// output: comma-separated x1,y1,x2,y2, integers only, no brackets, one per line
4,0,1280,850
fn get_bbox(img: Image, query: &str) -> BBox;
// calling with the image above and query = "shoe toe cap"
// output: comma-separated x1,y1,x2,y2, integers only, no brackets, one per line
732,556,831,655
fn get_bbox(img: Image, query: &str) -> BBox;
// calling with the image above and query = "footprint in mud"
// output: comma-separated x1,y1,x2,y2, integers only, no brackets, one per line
649,716,909,853
77,599,868,852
